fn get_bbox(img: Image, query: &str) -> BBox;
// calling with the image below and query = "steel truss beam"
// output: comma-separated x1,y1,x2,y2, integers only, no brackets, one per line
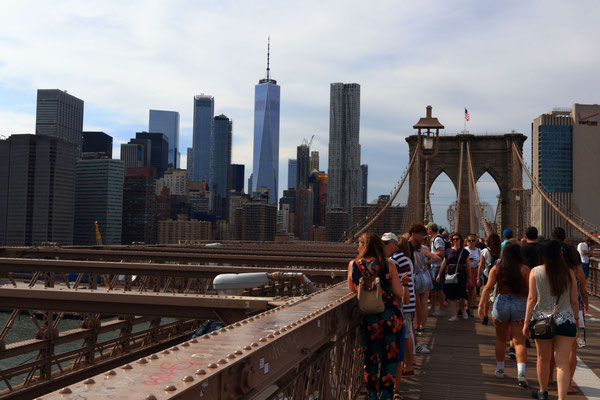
0,286,273,321
41,283,361,400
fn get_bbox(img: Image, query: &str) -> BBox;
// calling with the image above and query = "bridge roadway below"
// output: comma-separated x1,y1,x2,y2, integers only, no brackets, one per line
37,286,600,400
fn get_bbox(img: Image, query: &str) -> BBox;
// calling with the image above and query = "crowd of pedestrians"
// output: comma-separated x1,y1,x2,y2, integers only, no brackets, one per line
347,222,593,400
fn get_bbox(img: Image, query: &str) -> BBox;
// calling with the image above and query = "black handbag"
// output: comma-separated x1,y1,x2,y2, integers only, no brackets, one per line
529,299,558,340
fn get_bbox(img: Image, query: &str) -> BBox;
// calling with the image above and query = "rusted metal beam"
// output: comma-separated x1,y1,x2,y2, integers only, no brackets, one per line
0,286,273,321
41,282,360,400
0,258,346,283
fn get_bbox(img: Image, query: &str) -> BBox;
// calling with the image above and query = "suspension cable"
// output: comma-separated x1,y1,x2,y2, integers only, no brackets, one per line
454,141,464,233
466,142,492,237
511,142,600,245
348,142,420,242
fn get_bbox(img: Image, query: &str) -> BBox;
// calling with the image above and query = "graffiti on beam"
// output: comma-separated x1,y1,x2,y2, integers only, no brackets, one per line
143,361,195,385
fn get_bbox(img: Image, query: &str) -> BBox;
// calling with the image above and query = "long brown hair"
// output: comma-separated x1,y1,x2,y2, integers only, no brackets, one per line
498,242,523,293
485,232,501,259
450,232,463,248
398,235,411,258
543,240,571,296
357,232,388,268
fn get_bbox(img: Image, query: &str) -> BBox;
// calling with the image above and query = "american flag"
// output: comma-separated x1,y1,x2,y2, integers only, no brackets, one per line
465,108,470,121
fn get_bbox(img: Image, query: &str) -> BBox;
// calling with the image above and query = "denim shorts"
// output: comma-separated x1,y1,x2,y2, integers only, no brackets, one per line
492,294,526,322
555,321,577,337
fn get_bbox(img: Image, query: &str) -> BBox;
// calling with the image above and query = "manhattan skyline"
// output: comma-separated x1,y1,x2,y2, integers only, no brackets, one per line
2,1,600,229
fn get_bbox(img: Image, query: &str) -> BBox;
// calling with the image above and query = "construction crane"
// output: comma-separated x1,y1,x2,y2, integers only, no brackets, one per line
94,221,103,246
302,134,315,147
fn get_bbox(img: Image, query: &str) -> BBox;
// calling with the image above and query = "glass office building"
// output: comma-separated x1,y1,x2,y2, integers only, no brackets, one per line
252,43,280,204
149,110,180,169
192,95,214,182
538,125,572,192
209,115,232,219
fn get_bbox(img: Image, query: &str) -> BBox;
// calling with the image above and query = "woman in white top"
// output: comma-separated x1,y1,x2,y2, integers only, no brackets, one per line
523,240,579,400
464,234,481,312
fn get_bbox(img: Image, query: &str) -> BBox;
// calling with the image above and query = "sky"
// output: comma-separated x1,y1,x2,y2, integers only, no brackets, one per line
1,0,600,230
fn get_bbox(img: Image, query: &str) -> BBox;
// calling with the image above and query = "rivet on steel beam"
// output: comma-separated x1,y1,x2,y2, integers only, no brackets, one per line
195,369,207,375
162,350,170,354
211,331,218,336
274,330,281,335
164,385,177,391
267,334,274,339
59,388,72,394
242,320,248,324
121,364,133,370
235,350,243,355
137,358,148,364
106,370,117,376
286,325,292,329
171,346,179,351
182,342,190,347
227,325,234,330
191,339,198,343
244,345,251,350
219,328,227,333
182,375,194,382
235,322,241,327
248,317,254,321
149,354,159,360
83,378,95,384
259,338,267,342
218,359,227,364
202,335,210,339
227,353,236,359
145,395,157,400
208,363,218,368
251,342,259,347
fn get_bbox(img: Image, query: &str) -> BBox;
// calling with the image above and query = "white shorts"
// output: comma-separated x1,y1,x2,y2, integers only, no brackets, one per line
403,312,414,340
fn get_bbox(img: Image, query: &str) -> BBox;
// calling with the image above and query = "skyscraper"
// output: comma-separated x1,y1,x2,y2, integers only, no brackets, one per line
122,167,157,244
310,151,319,172
192,95,214,182
231,164,245,193
120,139,151,170
209,114,232,219
82,131,112,158
360,164,368,205
135,132,169,179
187,148,194,180
296,143,310,189
327,83,361,227
252,39,280,204
287,159,297,189
0,134,77,246
149,110,180,169
531,104,600,238
74,159,125,245
35,89,84,157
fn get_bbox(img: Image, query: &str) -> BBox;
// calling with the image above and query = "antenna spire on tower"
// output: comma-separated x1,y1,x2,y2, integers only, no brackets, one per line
266,36,271,80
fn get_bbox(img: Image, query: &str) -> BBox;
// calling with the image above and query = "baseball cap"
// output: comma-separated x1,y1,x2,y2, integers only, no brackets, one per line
425,222,438,232
381,232,399,242
503,228,514,238
441,231,449,239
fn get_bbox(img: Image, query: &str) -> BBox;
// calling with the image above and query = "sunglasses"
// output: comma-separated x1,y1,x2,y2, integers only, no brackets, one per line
452,238,461,241
467,239,475,242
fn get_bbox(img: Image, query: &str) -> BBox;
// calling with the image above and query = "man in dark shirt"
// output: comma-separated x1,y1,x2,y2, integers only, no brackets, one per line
521,226,542,269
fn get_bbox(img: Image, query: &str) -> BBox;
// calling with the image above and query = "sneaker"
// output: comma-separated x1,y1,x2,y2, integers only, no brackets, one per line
431,310,443,317
466,309,473,317
448,315,459,322
415,343,431,354
531,389,548,399
482,316,489,325
415,327,423,335
518,373,528,388
461,310,468,319
508,347,516,359
495,369,505,378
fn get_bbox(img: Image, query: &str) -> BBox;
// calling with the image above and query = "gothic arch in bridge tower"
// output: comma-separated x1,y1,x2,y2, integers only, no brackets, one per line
405,133,527,236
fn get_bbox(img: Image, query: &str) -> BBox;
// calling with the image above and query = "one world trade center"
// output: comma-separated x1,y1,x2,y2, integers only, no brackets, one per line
252,39,280,204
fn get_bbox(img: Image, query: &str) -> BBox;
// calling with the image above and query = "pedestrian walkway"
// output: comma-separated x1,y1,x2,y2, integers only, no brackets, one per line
397,296,600,399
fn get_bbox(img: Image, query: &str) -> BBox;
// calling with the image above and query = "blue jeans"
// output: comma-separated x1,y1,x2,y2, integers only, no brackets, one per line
581,262,590,279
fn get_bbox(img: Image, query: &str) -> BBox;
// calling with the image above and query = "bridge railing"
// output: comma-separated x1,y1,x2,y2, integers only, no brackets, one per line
589,256,600,297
